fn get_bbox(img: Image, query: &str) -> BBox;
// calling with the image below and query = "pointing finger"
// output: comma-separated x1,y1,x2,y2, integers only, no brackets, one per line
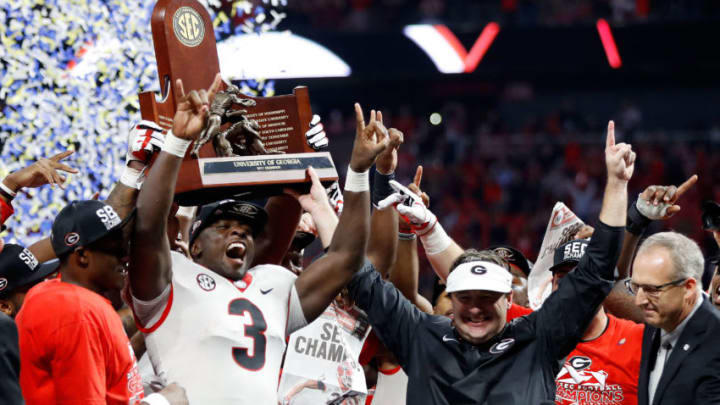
306,166,321,186
354,103,365,134
174,79,186,105
606,120,615,148
675,174,698,200
413,165,424,188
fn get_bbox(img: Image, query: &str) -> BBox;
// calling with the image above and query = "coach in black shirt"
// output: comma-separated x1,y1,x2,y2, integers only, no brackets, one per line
347,122,635,404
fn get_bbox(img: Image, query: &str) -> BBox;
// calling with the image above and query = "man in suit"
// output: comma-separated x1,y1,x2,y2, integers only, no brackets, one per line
630,231,720,405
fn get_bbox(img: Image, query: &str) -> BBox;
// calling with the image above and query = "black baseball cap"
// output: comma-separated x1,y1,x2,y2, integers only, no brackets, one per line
549,239,589,272
702,201,720,231
0,244,59,298
51,200,133,257
189,199,268,244
490,245,532,277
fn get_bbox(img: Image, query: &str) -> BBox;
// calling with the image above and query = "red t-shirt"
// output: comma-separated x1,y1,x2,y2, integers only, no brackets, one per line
507,303,533,321
555,314,644,405
16,279,144,405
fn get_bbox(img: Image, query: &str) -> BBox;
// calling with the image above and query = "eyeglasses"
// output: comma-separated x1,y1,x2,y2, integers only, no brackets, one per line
625,278,687,297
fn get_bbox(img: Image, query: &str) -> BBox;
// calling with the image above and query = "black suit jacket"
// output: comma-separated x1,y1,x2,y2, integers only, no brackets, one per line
638,300,720,405
0,312,23,405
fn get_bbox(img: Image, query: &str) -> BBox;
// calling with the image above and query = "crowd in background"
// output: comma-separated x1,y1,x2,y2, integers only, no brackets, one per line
315,92,720,296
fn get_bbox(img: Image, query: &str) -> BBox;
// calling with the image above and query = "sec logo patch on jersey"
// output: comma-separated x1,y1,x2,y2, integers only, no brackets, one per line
197,273,216,291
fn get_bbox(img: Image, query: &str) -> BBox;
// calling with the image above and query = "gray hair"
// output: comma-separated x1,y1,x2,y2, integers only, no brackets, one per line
636,231,704,283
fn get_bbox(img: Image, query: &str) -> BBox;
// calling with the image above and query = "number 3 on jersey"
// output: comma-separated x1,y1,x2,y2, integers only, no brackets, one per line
229,298,267,370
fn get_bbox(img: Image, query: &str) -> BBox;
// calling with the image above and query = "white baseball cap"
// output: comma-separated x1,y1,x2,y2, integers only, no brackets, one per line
446,261,513,294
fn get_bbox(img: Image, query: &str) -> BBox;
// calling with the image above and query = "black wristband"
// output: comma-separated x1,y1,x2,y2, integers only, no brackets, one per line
0,187,14,202
626,201,652,236
372,169,395,207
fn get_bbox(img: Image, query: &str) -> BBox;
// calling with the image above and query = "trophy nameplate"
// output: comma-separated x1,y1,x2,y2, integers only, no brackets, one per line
138,0,338,206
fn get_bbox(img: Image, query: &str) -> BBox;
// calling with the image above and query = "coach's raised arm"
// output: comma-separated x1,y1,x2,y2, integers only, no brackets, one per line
528,120,633,359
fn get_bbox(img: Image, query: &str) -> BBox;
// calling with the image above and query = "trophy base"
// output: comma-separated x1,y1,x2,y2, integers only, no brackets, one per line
174,151,338,206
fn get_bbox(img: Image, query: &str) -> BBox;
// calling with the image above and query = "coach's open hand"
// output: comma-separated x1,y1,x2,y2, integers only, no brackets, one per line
349,103,389,173
171,73,223,140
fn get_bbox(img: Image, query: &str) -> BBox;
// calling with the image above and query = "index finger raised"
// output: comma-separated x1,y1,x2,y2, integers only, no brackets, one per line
173,78,186,105
354,103,365,134
413,165,423,188
606,120,615,148
675,174,698,199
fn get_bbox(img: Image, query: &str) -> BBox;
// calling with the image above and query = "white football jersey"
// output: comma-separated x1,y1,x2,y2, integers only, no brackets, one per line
370,367,408,405
133,251,306,405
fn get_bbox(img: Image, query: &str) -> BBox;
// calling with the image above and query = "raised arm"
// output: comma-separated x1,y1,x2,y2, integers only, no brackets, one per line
378,176,463,281
130,75,221,300
3,151,78,260
368,124,403,275
28,124,165,262
386,167,434,313
294,103,388,321
535,120,633,360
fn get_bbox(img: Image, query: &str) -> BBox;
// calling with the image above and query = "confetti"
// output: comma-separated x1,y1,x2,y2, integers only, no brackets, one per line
0,0,286,245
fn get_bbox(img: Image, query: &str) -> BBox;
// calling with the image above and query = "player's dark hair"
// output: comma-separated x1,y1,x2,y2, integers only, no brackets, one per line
431,276,446,306
449,249,509,273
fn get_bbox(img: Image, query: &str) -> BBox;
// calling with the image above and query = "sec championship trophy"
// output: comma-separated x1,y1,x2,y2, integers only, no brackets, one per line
139,0,338,206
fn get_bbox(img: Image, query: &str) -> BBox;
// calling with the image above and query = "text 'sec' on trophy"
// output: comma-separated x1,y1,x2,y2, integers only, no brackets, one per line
138,0,338,206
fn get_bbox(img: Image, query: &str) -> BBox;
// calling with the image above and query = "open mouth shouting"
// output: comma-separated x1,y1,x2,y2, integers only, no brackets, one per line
225,240,247,266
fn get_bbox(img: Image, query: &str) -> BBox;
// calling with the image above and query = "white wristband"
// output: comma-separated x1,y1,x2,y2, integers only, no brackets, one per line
0,181,17,198
419,221,452,255
141,393,171,405
343,166,369,192
161,131,191,158
119,166,142,189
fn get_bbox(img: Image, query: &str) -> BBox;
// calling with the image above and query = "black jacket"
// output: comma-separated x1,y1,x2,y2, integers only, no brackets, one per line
347,221,623,405
0,312,23,405
638,299,720,405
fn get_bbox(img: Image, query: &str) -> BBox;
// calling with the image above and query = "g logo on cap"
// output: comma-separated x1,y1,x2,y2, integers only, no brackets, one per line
471,265,487,275
65,232,80,247
232,203,259,216
0,278,7,291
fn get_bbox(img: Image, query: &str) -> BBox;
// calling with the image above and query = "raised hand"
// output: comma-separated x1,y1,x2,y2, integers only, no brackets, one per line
3,150,78,191
407,165,430,208
637,175,698,220
294,166,332,214
377,179,437,235
305,114,328,151
604,120,635,182
349,103,389,173
127,120,165,165
375,111,404,175
171,73,223,140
